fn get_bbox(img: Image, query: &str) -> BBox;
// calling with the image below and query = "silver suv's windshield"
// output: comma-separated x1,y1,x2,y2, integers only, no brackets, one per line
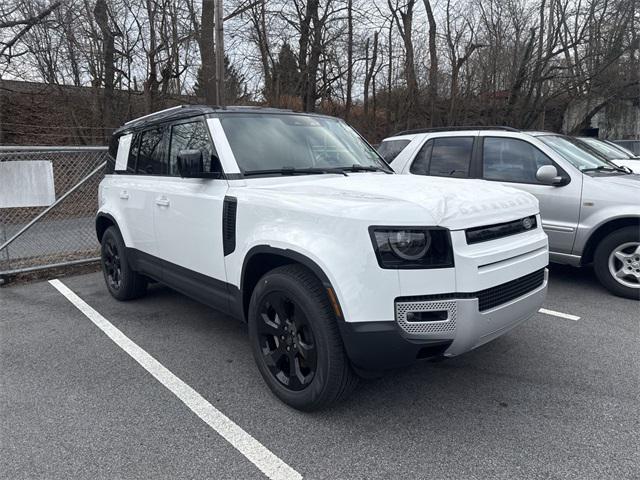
538,135,622,172
218,114,391,175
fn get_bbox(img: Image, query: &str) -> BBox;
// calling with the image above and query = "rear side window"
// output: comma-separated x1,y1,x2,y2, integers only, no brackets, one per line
378,139,410,163
169,121,216,176
137,127,164,175
410,137,473,178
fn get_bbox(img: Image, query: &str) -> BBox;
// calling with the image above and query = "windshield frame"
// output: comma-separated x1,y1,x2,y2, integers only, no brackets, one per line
210,112,393,177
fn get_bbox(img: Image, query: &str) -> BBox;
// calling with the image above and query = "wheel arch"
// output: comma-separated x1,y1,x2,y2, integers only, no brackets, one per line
95,212,118,243
239,246,342,323
580,217,640,265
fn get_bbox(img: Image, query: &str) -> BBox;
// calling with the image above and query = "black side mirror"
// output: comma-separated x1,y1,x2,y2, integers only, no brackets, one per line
177,149,204,177
177,149,222,178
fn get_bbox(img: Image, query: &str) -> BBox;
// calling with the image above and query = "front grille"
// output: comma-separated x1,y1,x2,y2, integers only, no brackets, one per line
466,216,537,244
476,269,545,311
395,269,545,313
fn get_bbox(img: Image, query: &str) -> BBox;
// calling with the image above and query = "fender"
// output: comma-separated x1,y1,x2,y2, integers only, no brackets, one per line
240,245,344,321
95,210,135,249
574,211,640,263
95,211,119,242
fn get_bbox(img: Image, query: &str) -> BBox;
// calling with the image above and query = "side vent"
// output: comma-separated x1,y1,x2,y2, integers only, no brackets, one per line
222,196,238,256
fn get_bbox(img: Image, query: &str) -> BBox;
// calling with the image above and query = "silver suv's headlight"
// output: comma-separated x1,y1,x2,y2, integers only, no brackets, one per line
369,227,454,269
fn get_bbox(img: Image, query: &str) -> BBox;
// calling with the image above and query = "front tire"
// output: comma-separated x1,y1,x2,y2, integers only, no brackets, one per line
593,226,640,300
248,264,358,411
100,226,148,301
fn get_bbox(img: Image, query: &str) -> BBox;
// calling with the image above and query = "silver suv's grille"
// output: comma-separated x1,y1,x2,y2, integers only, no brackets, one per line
395,300,457,335
466,215,537,244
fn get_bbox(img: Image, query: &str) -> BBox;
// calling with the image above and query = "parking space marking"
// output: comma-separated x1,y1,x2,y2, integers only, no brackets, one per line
48,279,302,480
538,308,580,321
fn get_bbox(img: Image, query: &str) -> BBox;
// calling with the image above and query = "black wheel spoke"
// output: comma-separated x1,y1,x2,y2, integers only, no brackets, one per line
263,343,286,368
260,312,284,336
256,291,317,392
102,237,122,290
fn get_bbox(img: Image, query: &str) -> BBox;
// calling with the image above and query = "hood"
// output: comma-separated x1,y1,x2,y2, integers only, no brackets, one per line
611,159,640,174
237,173,539,230
587,172,640,189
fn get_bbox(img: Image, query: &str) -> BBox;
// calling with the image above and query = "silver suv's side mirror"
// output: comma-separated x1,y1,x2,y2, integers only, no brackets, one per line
536,165,566,186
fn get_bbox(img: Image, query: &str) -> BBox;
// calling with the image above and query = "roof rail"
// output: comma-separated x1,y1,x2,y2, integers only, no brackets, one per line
393,126,520,136
124,105,197,125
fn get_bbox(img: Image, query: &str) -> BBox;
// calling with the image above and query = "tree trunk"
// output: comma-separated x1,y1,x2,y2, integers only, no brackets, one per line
200,0,216,104
363,31,379,117
93,0,115,141
423,0,438,126
345,0,353,120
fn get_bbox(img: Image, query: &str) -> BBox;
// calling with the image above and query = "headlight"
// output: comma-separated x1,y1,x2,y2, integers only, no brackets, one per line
370,227,454,269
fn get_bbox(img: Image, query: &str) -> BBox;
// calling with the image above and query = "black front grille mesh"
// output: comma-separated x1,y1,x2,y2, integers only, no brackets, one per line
396,269,545,312
466,216,537,244
476,269,545,311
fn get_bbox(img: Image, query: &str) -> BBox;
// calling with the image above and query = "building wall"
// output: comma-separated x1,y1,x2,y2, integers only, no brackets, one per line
562,98,640,139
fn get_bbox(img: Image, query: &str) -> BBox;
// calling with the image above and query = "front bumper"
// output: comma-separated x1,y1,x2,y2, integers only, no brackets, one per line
340,269,548,371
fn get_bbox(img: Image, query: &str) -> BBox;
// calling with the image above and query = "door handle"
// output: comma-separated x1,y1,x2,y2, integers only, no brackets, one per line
155,196,170,207
119,190,129,200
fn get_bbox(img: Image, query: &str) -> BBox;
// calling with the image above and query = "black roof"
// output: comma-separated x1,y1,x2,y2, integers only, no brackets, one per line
114,105,300,136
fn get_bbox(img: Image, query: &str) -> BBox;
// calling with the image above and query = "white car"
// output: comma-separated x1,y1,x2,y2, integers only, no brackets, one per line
384,127,640,299
97,107,548,410
576,137,640,173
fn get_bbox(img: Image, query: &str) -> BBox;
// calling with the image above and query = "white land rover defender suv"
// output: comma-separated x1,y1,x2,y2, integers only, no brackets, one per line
97,106,548,410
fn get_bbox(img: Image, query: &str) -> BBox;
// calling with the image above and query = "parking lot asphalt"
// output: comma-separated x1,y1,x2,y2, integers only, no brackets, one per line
1,265,638,480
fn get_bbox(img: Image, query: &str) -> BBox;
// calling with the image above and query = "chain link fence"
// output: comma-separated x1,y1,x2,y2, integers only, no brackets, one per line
0,146,107,277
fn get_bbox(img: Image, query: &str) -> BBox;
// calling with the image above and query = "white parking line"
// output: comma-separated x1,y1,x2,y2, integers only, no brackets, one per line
538,308,580,321
48,279,302,480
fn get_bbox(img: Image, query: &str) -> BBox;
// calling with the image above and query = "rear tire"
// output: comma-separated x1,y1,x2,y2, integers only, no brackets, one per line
100,226,148,301
248,264,358,411
593,226,640,300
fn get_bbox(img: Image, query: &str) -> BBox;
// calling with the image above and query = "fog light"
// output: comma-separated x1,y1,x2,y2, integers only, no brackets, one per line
406,311,448,322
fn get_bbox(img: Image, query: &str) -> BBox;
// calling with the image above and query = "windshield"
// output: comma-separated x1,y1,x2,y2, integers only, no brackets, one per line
604,140,637,158
578,137,628,160
218,114,390,174
538,135,619,172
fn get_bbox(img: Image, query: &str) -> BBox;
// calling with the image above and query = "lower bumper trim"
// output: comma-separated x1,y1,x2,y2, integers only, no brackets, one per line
338,320,452,372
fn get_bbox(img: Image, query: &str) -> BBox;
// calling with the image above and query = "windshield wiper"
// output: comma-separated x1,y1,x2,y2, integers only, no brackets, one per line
243,167,348,177
581,165,630,174
340,164,393,174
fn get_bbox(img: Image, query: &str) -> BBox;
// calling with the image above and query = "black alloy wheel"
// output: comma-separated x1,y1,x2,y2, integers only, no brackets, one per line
102,235,122,291
256,292,317,391
100,226,147,301
248,264,358,410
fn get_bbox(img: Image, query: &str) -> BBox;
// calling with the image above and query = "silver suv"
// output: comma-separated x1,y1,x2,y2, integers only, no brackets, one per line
384,127,640,299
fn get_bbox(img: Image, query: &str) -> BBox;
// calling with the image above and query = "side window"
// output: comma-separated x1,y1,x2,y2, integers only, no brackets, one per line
127,132,140,173
137,127,164,175
378,139,410,163
483,137,553,184
410,140,433,175
428,137,473,177
169,121,216,176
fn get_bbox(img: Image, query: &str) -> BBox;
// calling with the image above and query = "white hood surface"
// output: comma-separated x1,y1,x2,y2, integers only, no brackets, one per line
237,173,539,230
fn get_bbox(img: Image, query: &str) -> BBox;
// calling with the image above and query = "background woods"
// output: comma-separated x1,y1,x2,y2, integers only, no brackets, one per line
0,0,638,145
